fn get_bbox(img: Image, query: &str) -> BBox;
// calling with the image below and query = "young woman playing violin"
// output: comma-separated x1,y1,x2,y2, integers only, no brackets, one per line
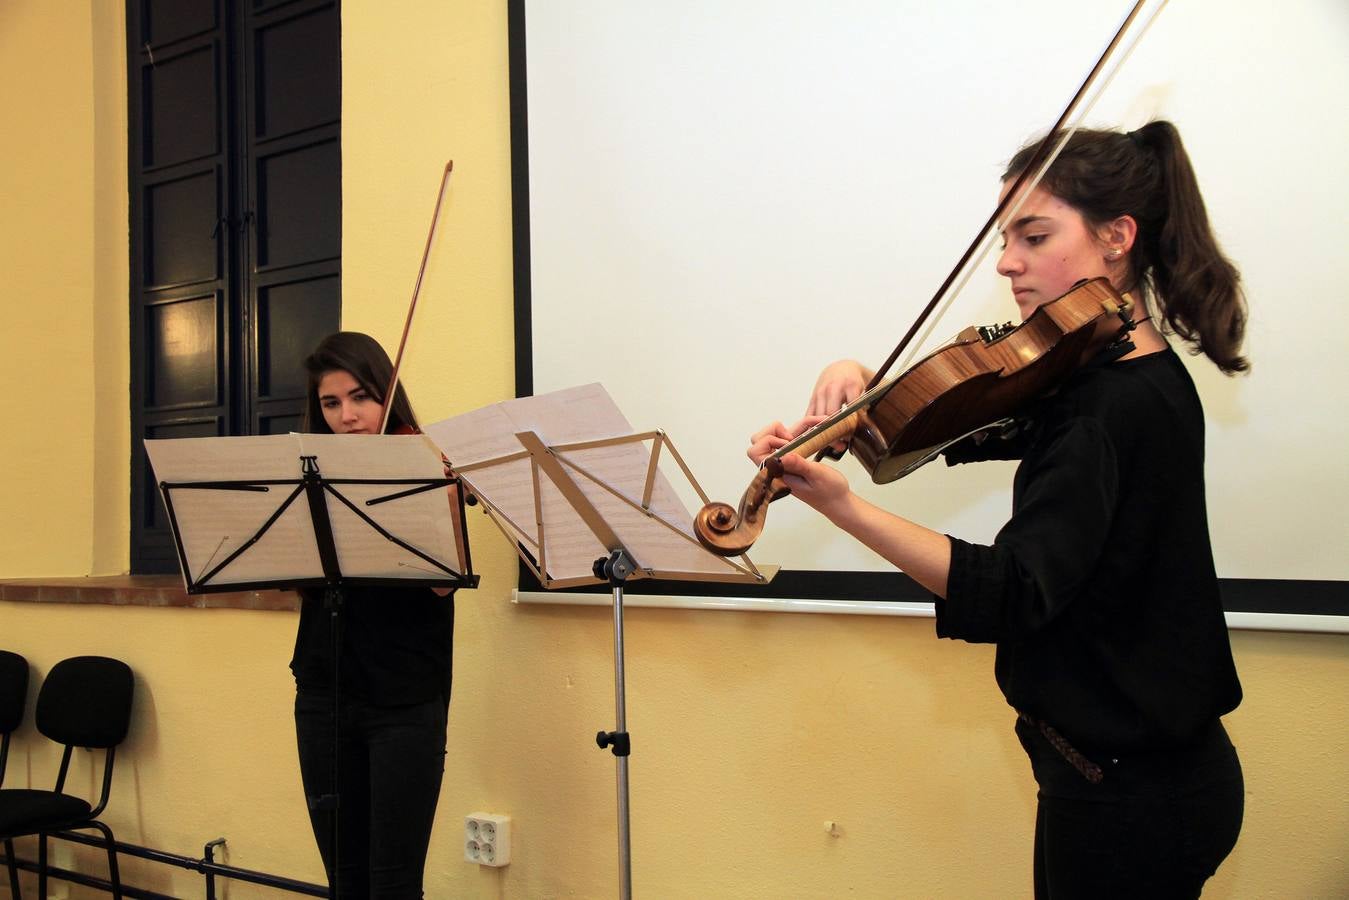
291,330,457,898
751,121,1246,898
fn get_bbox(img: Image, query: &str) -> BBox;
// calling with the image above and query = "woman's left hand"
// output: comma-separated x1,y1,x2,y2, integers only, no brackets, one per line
748,415,832,465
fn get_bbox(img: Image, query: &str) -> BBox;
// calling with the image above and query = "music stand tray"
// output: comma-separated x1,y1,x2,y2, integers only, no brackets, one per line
145,432,476,595
423,382,774,590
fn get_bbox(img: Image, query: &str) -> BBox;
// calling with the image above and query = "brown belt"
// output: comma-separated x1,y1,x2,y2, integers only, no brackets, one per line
1019,712,1104,784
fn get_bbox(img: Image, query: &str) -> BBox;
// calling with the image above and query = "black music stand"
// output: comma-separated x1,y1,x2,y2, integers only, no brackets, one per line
146,433,478,899
424,383,774,900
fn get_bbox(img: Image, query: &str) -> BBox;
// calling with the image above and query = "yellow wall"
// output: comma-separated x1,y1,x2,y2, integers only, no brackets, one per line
0,2,1346,897
2,1,100,577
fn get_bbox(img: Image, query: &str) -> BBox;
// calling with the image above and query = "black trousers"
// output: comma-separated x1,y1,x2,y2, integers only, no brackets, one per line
1017,717,1243,900
295,690,448,899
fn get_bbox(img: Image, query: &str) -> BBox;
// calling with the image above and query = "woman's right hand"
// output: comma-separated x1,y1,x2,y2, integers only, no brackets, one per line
807,359,874,417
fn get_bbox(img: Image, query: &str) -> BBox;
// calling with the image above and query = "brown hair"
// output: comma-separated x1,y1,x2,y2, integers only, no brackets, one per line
301,331,419,433
1005,121,1248,374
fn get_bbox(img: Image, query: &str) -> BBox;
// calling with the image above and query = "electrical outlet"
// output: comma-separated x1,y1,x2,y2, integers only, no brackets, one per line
464,812,511,867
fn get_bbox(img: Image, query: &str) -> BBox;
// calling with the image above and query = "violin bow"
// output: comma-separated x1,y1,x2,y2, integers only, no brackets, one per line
379,160,456,434
775,0,1168,465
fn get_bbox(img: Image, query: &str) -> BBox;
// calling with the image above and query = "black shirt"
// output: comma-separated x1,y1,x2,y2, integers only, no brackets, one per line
290,585,454,707
936,348,1241,755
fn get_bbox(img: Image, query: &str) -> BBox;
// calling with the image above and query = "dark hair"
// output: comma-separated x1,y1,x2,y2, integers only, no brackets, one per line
301,331,419,433
1004,120,1248,374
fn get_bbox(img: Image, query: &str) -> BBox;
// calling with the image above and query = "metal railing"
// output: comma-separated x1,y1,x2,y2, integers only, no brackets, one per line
0,830,326,899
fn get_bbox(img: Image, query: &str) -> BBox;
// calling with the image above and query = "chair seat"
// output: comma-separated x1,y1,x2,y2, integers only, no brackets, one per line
0,789,93,837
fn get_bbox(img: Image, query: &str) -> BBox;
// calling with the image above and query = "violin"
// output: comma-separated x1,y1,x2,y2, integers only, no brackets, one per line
849,278,1133,482
693,278,1134,557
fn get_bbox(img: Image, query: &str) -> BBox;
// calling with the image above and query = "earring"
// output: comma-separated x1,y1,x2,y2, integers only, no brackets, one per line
1107,248,1122,259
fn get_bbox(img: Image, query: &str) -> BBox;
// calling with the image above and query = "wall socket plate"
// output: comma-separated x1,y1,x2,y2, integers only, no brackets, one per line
465,812,511,867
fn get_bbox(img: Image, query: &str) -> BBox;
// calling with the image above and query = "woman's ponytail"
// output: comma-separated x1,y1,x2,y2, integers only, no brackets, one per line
1132,121,1248,373
1005,121,1249,374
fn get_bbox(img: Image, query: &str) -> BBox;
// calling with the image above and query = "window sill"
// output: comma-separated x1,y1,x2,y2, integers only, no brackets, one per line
0,575,299,611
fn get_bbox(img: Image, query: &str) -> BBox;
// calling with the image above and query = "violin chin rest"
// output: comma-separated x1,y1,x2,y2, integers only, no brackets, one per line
867,417,1014,484
867,444,944,484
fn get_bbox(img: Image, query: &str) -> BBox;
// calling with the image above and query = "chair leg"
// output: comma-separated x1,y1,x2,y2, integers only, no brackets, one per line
4,837,21,899
89,822,122,900
36,832,46,900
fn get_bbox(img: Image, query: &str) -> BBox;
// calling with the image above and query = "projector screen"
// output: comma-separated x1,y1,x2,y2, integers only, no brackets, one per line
507,0,1349,617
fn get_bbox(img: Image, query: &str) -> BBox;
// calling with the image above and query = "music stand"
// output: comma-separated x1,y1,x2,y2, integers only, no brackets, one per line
145,432,478,899
424,383,774,900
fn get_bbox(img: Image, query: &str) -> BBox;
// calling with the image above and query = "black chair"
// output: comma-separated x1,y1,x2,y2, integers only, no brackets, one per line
0,656,133,900
0,650,28,785
0,650,30,897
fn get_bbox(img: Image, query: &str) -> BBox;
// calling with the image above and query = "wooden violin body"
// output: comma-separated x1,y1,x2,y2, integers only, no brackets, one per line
694,278,1133,556
852,277,1132,483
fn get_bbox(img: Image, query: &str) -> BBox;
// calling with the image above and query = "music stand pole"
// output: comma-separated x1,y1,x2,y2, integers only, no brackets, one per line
594,548,636,900
301,455,347,900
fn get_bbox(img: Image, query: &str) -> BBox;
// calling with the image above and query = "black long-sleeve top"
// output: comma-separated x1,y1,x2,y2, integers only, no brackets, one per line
936,347,1241,755
290,585,454,707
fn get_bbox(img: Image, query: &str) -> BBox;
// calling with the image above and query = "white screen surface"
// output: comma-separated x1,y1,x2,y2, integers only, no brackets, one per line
520,0,1349,583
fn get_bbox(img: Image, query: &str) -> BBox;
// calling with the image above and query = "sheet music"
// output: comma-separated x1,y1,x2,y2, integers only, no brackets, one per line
296,434,461,580
424,384,764,585
145,434,463,591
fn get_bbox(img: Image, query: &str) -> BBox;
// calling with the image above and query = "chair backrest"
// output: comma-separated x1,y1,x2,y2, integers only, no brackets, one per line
35,656,134,749
0,650,28,735
0,650,29,787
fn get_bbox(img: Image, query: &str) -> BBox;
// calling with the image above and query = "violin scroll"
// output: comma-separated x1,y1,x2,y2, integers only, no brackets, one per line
694,458,785,556
694,414,859,557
